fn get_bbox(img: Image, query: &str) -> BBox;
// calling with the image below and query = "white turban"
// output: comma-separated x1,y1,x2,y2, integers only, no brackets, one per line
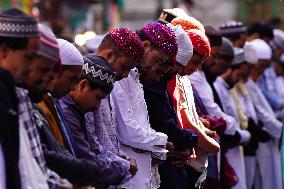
57,38,84,66
243,39,272,64
273,29,284,50
167,23,193,66
163,8,189,20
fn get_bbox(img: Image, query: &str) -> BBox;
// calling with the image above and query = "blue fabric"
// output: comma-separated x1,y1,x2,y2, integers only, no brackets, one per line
53,98,78,157
258,67,284,110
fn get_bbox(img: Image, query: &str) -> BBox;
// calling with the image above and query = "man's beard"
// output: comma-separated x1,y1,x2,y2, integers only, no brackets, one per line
27,90,45,103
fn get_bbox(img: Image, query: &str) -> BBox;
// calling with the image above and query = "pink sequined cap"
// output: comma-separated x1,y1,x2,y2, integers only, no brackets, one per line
109,27,145,63
141,21,178,58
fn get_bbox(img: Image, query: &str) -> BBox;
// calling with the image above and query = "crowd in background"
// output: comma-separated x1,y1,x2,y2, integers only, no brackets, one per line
0,5,284,189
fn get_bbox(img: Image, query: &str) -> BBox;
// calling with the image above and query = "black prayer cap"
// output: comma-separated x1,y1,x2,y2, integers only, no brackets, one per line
205,25,222,47
0,8,39,37
82,55,115,93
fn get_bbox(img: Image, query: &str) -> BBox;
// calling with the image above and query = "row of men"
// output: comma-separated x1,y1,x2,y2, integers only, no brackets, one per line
0,6,283,189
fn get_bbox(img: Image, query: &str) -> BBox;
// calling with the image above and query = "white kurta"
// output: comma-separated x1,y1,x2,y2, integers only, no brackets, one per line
246,78,283,189
235,82,258,189
214,77,249,189
188,70,237,135
275,76,284,98
112,68,168,189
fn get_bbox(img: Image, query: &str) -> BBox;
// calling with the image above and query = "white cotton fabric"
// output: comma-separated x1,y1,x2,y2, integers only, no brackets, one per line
166,23,193,66
244,39,272,64
273,29,284,50
163,8,189,20
233,47,245,65
57,38,84,66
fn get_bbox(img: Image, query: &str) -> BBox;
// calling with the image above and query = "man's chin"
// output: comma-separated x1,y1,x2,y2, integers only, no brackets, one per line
28,92,45,103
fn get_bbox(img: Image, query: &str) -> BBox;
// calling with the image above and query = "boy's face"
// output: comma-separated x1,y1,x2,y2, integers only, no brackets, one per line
79,80,108,112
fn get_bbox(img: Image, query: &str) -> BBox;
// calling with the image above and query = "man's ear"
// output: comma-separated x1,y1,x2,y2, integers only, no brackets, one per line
143,40,151,48
0,44,9,60
79,79,88,91
105,49,116,62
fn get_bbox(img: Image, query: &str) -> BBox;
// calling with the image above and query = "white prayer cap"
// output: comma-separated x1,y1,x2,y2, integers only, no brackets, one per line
232,48,245,65
273,29,284,50
243,39,272,64
167,23,193,66
57,38,84,66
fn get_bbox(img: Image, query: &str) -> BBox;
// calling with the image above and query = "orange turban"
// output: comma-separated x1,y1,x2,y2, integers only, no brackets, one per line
171,17,205,33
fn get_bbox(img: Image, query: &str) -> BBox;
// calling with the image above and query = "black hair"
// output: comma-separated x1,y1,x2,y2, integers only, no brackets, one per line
79,74,113,94
59,65,82,76
247,22,273,39
0,36,29,50
231,63,243,70
96,34,123,56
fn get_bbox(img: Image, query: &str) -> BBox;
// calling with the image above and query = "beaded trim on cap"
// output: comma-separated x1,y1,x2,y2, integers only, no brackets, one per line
141,22,178,58
109,28,145,63
0,8,38,37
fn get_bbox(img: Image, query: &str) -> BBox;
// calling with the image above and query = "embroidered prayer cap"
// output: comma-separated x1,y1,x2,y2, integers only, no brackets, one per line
219,37,234,57
38,24,59,63
232,48,245,65
243,39,272,64
81,55,115,93
109,27,145,63
57,38,84,66
219,21,246,38
171,17,205,34
187,29,211,58
205,25,222,47
158,8,189,24
140,21,178,58
0,8,38,37
166,23,193,66
273,29,284,50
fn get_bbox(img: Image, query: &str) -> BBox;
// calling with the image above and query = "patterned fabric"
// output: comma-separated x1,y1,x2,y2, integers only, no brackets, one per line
219,21,246,38
0,8,38,37
16,87,61,189
82,56,115,88
38,24,60,63
231,86,248,130
85,95,127,157
16,88,47,174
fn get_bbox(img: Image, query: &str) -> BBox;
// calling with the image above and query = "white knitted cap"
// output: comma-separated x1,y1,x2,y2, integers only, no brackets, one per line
57,38,84,66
